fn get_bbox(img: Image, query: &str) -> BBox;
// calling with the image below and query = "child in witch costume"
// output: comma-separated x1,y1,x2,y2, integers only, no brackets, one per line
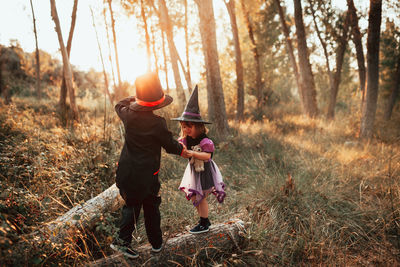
172,86,226,234
111,72,189,258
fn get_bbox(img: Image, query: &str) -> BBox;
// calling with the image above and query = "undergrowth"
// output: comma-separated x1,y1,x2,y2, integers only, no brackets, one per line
0,97,399,266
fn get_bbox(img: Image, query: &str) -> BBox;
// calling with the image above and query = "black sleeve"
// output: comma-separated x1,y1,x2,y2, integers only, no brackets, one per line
156,118,183,156
115,96,135,122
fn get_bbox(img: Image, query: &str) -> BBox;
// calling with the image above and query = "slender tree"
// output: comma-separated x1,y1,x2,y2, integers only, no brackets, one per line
347,0,366,98
107,0,122,85
184,0,192,93
29,0,41,100
161,29,170,93
194,0,229,136
50,0,79,121
103,6,117,90
140,0,152,71
240,0,263,110
326,12,351,119
274,0,304,108
150,24,160,75
293,0,318,117
360,0,382,139
90,6,113,105
59,0,78,123
157,0,186,107
308,0,333,93
224,0,244,121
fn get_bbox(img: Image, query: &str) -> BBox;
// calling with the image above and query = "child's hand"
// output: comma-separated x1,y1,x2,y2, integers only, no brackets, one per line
181,145,190,158
182,149,193,159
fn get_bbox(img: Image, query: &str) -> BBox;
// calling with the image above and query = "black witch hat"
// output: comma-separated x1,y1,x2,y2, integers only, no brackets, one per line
171,85,211,124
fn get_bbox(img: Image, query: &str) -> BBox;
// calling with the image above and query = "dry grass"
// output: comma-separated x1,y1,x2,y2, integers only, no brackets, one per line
0,97,399,265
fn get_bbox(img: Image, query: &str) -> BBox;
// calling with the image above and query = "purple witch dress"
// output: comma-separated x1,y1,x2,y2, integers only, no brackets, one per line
179,134,226,206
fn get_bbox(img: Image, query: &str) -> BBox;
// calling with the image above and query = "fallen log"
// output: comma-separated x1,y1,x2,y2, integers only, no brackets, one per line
86,218,245,266
34,183,124,244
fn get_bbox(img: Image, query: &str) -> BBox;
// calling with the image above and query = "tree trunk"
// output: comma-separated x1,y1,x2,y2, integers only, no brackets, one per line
90,6,113,105
150,25,160,75
177,50,192,92
158,0,186,108
225,0,244,121
240,0,263,111
33,184,124,244
184,0,193,94
87,218,245,266
59,0,78,123
108,0,122,86
161,29,170,93
274,0,304,109
308,0,334,93
347,0,366,97
29,0,41,100
293,0,318,117
103,6,117,90
360,0,382,139
384,52,400,120
140,0,152,72
195,0,229,137
50,0,79,121
327,12,350,119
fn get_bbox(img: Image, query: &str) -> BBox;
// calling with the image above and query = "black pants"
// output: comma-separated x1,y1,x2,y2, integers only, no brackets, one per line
118,193,162,248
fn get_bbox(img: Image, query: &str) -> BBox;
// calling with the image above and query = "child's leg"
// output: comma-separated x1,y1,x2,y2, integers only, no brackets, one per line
197,196,209,218
118,203,141,246
142,194,163,249
191,195,200,214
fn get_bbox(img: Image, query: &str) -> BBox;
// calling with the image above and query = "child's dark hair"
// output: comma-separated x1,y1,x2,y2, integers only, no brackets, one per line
179,121,208,139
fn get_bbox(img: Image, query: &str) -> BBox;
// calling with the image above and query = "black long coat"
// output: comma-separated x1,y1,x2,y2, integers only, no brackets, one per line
115,97,183,203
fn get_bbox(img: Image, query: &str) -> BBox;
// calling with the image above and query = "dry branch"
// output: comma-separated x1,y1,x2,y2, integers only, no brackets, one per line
87,219,245,266
34,183,123,244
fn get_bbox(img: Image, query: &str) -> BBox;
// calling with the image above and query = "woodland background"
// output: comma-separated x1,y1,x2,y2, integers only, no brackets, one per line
0,0,399,265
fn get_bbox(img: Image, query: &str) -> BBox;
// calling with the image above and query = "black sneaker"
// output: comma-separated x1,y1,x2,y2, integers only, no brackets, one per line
110,243,139,259
189,223,210,234
151,245,162,253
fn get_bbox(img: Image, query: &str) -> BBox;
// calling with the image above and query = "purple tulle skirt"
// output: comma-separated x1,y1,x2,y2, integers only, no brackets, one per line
179,160,226,207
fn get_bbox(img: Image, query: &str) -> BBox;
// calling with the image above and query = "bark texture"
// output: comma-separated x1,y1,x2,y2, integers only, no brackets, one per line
34,184,123,244
360,0,382,139
225,0,245,121
293,0,318,117
50,0,79,121
87,219,245,266
195,0,229,137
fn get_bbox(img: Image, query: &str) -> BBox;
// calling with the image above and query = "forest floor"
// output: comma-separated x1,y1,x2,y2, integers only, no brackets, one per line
0,97,399,266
